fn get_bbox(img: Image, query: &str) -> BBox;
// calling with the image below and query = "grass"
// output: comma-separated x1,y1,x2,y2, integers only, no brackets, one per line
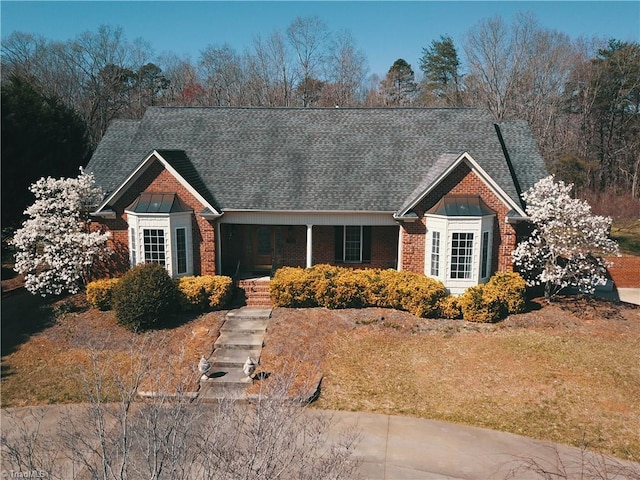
2,291,639,462
1,293,226,407
259,303,640,462
611,218,640,255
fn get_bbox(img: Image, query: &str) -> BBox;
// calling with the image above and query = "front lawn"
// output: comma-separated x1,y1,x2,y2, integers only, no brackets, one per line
1,291,639,462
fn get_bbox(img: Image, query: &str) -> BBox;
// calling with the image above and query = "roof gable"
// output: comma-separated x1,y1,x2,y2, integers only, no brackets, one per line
395,152,527,218
93,150,221,217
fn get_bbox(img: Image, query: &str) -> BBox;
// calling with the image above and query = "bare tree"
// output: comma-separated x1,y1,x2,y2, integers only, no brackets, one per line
247,32,295,106
321,30,368,107
286,16,330,107
1,338,361,480
199,44,248,106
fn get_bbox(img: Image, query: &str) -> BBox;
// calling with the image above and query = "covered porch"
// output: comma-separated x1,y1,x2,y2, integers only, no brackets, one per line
217,220,400,278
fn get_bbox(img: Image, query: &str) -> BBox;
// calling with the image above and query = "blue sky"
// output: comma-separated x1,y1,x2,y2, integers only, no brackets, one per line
2,1,639,77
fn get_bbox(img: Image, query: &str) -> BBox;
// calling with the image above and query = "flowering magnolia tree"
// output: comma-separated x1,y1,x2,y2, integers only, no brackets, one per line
512,175,620,300
11,169,111,296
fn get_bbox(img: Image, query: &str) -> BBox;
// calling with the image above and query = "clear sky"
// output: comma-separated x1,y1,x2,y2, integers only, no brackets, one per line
2,1,639,78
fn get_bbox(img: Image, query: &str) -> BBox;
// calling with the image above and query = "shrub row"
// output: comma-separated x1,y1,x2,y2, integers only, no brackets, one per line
270,265,447,318
440,272,527,322
270,265,527,322
86,264,233,330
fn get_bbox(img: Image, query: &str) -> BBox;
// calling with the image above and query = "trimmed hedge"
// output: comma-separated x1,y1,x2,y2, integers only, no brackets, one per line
176,275,233,311
112,263,178,331
86,278,120,311
458,272,527,323
270,265,447,318
271,266,526,322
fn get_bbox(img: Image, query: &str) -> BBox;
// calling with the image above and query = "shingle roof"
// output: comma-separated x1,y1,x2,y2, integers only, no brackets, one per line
86,107,546,213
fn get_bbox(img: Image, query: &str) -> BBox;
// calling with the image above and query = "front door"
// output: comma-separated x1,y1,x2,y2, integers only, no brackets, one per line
253,226,273,271
250,226,283,273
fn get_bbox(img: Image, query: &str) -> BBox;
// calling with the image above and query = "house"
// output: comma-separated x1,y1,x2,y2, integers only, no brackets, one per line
86,107,547,295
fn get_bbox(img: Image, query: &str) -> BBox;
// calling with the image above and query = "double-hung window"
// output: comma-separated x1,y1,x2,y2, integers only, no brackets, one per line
430,231,441,277
334,226,372,264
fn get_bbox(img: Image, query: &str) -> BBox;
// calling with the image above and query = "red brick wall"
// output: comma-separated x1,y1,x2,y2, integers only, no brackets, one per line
95,158,217,277
312,225,398,269
400,162,517,275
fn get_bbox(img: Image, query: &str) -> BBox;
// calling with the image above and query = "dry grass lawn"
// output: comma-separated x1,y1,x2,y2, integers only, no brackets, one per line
1,290,639,462
259,300,640,461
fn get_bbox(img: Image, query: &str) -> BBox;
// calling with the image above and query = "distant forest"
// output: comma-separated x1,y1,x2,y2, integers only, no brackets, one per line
2,13,639,227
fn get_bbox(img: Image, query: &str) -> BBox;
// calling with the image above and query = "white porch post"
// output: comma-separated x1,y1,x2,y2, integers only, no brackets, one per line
306,224,313,268
215,221,222,275
397,225,403,271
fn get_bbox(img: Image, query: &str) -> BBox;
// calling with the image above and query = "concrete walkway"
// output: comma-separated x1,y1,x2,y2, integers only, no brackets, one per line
322,410,639,479
2,405,637,480
198,307,271,400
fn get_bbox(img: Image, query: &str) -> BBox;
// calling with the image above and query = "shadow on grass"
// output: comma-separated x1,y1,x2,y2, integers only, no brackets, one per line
1,288,55,360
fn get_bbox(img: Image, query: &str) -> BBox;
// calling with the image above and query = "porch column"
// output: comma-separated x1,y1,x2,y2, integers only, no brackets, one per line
397,225,403,271
306,224,313,268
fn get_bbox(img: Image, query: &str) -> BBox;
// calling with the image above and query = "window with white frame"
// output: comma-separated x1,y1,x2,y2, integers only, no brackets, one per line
126,193,193,278
430,231,441,276
450,232,474,279
143,228,167,266
424,195,496,294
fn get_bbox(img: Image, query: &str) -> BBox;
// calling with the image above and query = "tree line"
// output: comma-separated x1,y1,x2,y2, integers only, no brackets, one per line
2,13,639,228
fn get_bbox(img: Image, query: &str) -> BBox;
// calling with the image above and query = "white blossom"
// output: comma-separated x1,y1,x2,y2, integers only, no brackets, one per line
512,175,620,300
11,169,111,296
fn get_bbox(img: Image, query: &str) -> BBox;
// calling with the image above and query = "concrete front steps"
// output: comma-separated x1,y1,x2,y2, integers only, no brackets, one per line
236,278,272,308
199,307,271,400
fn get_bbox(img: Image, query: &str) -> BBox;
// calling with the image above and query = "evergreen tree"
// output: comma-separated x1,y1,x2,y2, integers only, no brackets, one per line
1,76,91,228
419,35,463,106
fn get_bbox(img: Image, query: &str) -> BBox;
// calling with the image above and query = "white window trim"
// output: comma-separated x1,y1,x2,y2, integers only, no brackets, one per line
425,214,495,295
127,212,193,277
344,225,363,263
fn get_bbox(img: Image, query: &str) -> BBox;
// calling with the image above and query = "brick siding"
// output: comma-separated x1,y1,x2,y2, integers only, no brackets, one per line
95,158,217,277
400,162,517,275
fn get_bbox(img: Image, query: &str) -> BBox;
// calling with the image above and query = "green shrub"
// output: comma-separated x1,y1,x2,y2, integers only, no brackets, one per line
112,263,178,331
270,265,446,317
457,272,528,323
86,278,119,311
438,295,462,319
176,275,233,311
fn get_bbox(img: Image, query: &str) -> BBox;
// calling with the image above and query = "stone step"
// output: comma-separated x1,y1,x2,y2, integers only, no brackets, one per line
221,317,268,334
225,308,272,320
201,368,253,386
210,349,261,367
215,331,264,349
